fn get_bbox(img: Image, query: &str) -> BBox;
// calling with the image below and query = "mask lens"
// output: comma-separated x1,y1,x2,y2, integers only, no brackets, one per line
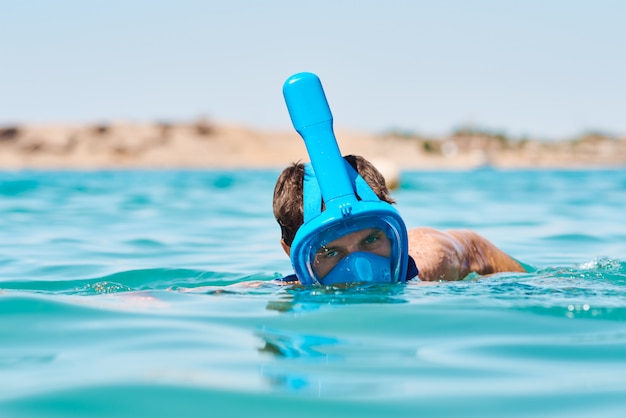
312,227,391,279
302,216,404,285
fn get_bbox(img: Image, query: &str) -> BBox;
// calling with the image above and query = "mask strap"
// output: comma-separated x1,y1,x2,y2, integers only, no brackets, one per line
303,161,382,223
343,160,380,202
303,163,322,223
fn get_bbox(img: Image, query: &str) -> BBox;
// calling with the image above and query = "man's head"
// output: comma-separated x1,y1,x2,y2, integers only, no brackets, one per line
278,74,410,285
273,155,395,253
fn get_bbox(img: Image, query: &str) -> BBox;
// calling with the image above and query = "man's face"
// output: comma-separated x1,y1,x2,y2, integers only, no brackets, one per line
312,228,392,278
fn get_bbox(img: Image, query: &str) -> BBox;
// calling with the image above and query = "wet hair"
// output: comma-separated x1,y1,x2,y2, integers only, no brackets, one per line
273,155,395,246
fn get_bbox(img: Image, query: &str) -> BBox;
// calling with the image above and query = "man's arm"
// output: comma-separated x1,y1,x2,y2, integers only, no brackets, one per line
407,227,525,281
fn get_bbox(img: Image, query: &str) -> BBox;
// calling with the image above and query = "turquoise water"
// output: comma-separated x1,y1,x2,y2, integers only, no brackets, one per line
1,169,625,418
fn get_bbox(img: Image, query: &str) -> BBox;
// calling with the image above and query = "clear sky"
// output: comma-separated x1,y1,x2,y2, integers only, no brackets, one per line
2,0,624,139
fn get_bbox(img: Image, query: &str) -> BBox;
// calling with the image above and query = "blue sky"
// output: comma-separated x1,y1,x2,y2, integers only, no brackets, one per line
1,0,624,139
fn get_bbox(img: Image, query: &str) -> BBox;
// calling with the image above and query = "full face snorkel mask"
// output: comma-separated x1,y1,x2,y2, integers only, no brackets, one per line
283,72,409,286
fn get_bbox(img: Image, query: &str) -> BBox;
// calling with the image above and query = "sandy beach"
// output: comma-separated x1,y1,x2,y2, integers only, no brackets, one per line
1,120,625,170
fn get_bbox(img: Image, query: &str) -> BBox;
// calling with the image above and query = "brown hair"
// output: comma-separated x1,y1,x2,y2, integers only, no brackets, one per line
273,155,395,246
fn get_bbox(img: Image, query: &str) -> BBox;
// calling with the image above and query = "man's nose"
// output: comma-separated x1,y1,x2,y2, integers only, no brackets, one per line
345,242,361,254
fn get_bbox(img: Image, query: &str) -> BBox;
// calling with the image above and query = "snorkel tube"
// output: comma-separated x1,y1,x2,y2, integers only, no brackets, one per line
283,72,409,285
283,73,356,210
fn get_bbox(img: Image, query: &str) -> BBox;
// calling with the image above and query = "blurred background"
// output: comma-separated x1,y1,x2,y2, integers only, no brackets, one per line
1,0,625,168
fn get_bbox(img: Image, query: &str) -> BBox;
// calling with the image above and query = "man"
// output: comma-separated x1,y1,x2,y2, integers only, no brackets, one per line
273,155,525,284
277,72,524,285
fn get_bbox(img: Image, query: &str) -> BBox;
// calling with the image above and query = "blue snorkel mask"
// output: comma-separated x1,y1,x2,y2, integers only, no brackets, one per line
283,72,409,286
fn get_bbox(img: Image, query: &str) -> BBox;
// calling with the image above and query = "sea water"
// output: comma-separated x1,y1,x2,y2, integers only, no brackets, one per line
1,169,625,418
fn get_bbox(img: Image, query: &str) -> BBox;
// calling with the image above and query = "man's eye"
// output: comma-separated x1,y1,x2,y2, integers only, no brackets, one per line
363,233,381,245
323,249,339,258
317,247,339,259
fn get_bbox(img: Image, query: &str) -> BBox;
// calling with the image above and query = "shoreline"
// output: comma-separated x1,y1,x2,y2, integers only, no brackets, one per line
1,121,625,170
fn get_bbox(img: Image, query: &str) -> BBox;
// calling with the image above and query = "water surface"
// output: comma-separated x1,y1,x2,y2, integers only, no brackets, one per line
1,169,625,417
